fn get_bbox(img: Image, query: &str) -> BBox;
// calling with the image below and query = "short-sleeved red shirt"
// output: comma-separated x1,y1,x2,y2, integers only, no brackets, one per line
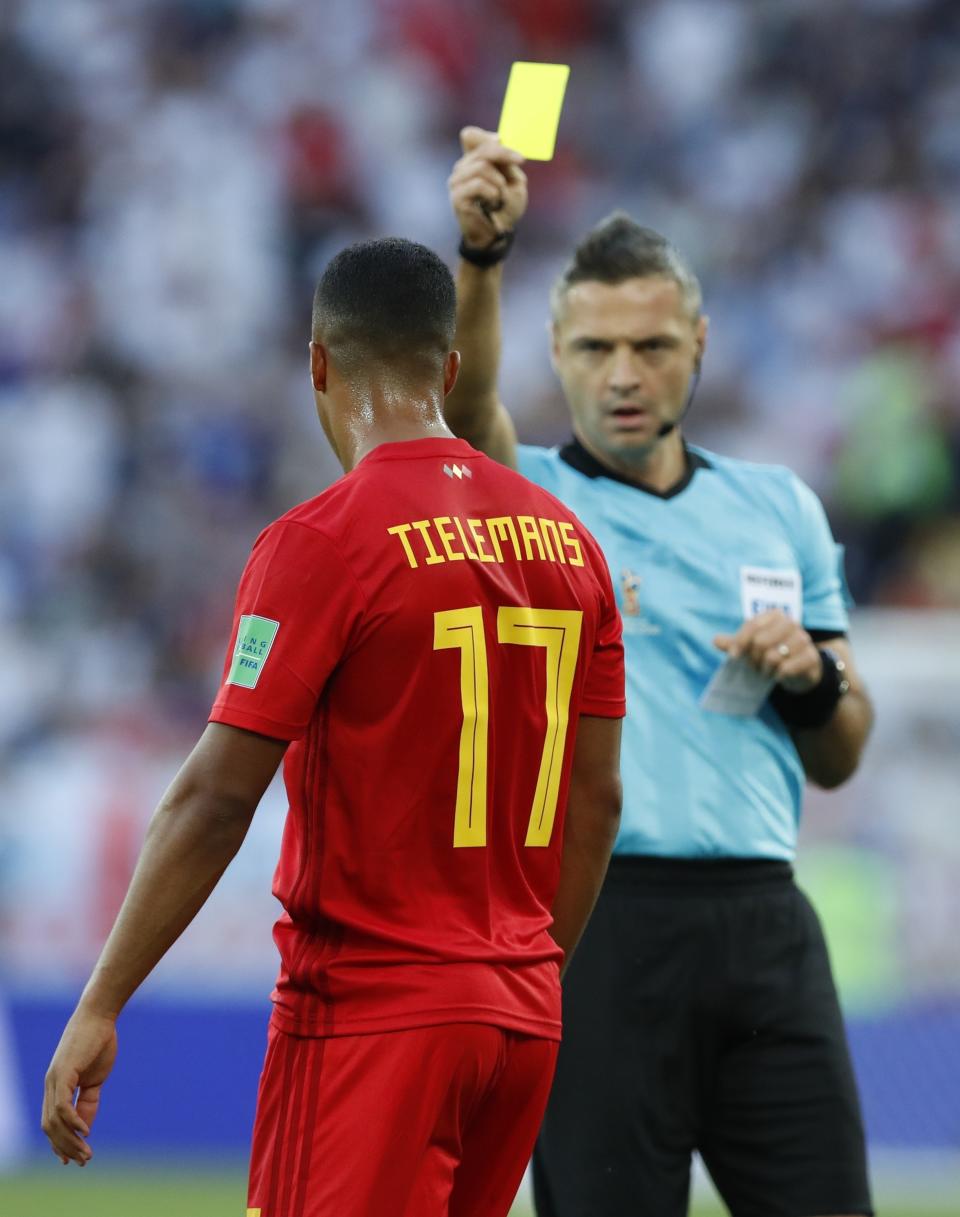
210,438,624,1039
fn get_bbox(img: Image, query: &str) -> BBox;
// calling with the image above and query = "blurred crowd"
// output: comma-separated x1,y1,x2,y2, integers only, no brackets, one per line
1,0,959,757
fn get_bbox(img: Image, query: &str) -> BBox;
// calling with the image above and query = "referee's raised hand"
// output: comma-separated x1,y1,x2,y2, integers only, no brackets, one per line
448,126,528,249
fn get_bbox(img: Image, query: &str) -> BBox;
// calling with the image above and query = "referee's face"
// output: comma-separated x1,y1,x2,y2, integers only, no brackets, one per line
551,276,706,463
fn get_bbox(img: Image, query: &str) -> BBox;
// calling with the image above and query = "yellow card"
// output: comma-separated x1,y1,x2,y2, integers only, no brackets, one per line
497,62,570,160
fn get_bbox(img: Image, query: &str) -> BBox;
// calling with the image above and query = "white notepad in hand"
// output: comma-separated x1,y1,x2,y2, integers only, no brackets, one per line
700,656,774,717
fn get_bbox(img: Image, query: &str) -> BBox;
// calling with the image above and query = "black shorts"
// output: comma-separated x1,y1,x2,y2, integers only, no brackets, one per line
534,857,873,1217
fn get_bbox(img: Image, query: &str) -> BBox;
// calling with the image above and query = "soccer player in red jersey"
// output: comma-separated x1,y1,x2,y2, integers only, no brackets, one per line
42,237,625,1217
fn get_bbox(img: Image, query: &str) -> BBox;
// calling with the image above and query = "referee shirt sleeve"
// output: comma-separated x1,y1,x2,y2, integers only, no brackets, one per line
791,475,851,634
209,521,365,741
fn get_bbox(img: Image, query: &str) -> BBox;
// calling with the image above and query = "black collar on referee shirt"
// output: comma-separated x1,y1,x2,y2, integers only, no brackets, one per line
558,437,712,500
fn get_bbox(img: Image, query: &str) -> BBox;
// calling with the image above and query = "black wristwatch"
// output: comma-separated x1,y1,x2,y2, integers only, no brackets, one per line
458,230,515,268
769,646,850,730
819,647,851,697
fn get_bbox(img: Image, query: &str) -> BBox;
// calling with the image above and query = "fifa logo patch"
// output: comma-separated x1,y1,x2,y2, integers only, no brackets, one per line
621,569,642,616
227,615,280,688
443,463,472,480
620,569,660,635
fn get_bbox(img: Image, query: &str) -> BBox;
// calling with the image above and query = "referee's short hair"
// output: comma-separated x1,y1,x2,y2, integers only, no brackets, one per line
551,212,702,321
312,237,456,372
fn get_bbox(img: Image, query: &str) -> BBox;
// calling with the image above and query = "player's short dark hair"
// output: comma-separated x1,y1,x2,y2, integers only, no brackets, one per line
551,212,702,321
312,237,457,372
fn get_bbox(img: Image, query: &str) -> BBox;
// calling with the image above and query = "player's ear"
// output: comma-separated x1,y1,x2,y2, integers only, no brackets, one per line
443,349,461,397
310,341,328,393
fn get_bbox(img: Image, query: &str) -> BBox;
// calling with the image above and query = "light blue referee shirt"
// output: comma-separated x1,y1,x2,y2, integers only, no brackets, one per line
518,439,851,861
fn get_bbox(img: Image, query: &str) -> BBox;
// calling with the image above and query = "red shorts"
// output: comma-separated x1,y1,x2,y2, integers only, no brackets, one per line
247,1021,558,1217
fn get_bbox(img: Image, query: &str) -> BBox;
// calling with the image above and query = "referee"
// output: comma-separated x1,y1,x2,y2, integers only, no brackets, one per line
445,128,874,1217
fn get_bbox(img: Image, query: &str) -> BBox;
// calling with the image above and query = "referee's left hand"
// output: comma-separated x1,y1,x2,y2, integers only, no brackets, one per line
714,610,823,693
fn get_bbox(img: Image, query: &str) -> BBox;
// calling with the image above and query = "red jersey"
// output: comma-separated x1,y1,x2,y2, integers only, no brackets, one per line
210,437,624,1039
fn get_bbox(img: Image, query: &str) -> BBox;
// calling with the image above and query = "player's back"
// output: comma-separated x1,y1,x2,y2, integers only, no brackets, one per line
213,436,622,1038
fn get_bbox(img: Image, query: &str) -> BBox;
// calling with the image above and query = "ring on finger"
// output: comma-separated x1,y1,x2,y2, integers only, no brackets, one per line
777,642,790,657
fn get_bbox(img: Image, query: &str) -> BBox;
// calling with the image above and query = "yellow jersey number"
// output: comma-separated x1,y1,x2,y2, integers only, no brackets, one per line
433,606,583,848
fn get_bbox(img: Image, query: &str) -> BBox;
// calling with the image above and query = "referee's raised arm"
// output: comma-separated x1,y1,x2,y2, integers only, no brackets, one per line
445,127,523,469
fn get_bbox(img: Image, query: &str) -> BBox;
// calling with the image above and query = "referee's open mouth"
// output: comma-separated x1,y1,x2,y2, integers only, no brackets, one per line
607,404,654,430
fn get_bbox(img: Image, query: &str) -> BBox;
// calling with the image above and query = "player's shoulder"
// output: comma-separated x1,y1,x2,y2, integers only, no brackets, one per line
694,443,803,489
517,443,600,515
506,459,608,580
490,447,571,512
693,444,820,516
501,448,598,537
259,478,356,549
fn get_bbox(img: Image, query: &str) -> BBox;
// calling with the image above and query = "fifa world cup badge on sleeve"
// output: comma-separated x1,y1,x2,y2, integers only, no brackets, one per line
227,615,280,688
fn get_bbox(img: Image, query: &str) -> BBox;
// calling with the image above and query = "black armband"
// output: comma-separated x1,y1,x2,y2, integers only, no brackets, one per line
458,229,515,268
769,647,851,731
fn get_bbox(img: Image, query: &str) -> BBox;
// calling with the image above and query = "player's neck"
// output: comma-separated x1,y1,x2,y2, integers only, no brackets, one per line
334,395,456,472
579,429,688,494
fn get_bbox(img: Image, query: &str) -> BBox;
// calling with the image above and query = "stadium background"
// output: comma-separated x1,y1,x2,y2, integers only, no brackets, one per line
1,0,958,1213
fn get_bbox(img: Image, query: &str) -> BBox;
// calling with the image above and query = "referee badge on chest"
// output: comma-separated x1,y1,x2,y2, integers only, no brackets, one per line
620,569,660,635
739,566,802,621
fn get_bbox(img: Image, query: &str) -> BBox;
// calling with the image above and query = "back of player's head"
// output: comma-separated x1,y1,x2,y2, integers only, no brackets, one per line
312,238,457,376
551,212,702,321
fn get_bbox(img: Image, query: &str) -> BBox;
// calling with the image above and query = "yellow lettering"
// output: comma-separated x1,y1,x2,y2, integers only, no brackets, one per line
517,515,546,562
467,518,496,563
498,608,583,846
559,521,584,567
538,518,563,563
387,523,419,569
486,516,522,562
411,519,445,565
390,515,580,570
452,516,479,561
434,516,465,562
434,607,489,846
